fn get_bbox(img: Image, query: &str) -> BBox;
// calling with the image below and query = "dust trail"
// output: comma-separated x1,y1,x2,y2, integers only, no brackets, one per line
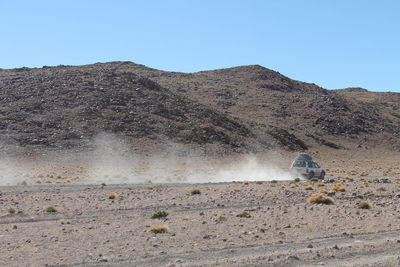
85,134,292,184
0,134,293,185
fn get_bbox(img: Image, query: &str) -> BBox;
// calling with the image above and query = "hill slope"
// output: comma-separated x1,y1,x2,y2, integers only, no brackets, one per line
0,62,398,154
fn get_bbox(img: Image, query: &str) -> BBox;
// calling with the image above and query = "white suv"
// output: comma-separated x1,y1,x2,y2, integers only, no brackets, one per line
290,154,325,179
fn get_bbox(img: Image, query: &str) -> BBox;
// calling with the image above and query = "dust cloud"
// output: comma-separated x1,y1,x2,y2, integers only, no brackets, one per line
0,134,292,186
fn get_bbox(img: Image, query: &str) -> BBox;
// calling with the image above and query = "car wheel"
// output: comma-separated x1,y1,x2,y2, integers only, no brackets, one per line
319,171,325,180
308,171,314,179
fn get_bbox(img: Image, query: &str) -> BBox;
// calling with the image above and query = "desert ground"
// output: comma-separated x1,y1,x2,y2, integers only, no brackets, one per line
0,150,399,266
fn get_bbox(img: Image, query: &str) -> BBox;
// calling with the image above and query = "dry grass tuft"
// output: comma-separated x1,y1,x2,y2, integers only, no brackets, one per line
255,181,263,185
232,188,241,192
45,206,57,213
357,202,371,209
316,181,325,187
303,183,314,190
332,183,346,192
310,177,319,182
108,192,118,199
151,210,169,219
290,183,297,188
148,225,169,234
376,187,387,192
319,189,328,193
237,211,251,218
294,177,301,183
191,189,201,195
307,193,334,205
243,180,249,185
7,208,16,214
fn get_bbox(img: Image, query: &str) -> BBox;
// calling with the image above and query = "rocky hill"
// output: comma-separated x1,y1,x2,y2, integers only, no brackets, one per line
0,62,399,154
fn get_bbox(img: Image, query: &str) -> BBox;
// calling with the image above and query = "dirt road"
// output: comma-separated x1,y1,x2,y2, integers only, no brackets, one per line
1,178,399,266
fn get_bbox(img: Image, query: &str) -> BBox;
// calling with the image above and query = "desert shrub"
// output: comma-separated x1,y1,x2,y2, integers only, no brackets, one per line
7,208,16,214
191,189,201,195
307,193,334,204
319,189,328,193
310,177,319,182
360,171,369,176
332,183,346,192
243,180,249,185
45,206,57,213
280,185,286,189
290,183,297,188
148,225,169,234
232,188,241,192
376,187,387,192
237,211,251,218
271,180,278,184
255,181,263,185
303,183,313,190
218,216,227,221
316,181,325,187
294,178,301,183
100,182,106,186
108,192,118,199
357,202,371,209
151,210,169,219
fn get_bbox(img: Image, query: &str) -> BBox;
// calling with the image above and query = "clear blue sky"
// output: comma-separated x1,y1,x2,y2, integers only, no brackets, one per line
1,0,399,92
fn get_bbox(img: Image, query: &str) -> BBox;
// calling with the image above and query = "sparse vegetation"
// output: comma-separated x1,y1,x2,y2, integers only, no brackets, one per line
310,177,319,182
151,210,169,219
376,187,387,192
307,193,334,205
294,178,301,183
108,192,118,199
316,181,325,187
243,180,249,185
191,189,201,195
7,208,16,214
218,216,227,221
255,181,263,185
319,189,328,193
232,188,241,192
45,206,57,213
357,202,371,209
148,225,169,234
237,211,251,218
290,183,297,188
303,183,313,190
332,183,346,192
271,180,278,184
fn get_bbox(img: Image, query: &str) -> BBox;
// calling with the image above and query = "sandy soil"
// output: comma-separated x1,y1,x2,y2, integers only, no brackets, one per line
0,152,399,266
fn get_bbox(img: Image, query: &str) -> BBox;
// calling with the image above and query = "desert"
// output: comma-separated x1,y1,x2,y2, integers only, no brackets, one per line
0,62,399,266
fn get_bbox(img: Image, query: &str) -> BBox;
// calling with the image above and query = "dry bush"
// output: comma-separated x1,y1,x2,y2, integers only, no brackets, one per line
294,177,301,183
191,189,201,195
232,188,241,192
148,225,169,234
108,192,118,199
290,183,297,188
218,216,227,221
45,206,57,213
357,202,371,209
237,211,251,218
316,181,325,187
243,180,249,185
307,193,334,205
255,181,263,185
319,189,328,193
303,183,313,190
280,185,286,189
376,187,387,192
310,177,319,182
7,208,16,214
332,183,346,192
271,180,278,184
151,211,168,219
360,171,369,176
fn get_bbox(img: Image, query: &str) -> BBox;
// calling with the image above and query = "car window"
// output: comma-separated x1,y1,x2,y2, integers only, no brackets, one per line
307,162,314,168
314,162,320,168
294,161,306,167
